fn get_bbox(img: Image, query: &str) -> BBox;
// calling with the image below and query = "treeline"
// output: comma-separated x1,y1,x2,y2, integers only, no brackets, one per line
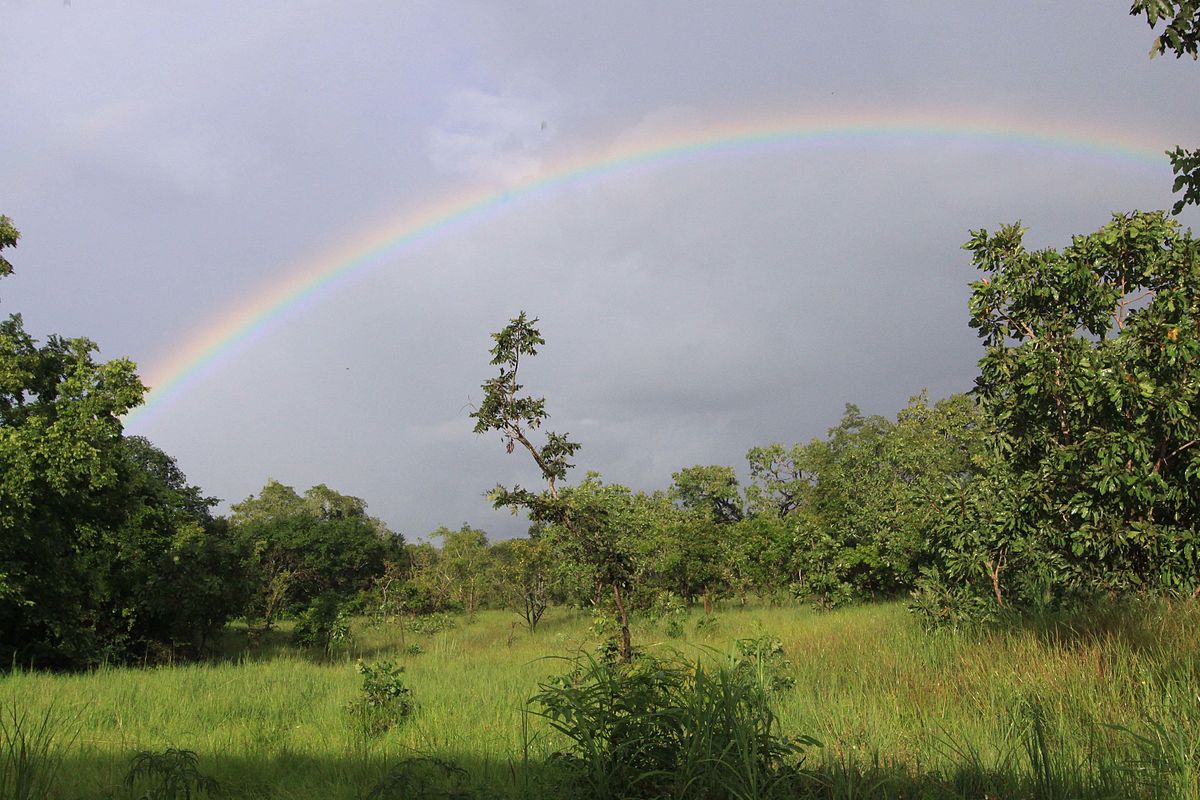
359,391,985,624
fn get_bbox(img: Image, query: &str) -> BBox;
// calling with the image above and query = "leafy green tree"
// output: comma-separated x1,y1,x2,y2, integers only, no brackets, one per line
774,395,984,608
745,444,812,519
471,313,634,660
721,514,796,603
670,465,743,524
432,524,491,618
231,480,400,625
85,436,246,658
493,536,556,631
622,491,726,611
920,214,1199,618
0,218,148,666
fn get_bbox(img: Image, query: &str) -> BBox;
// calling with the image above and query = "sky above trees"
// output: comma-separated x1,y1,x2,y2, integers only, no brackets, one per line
2,2,1197,539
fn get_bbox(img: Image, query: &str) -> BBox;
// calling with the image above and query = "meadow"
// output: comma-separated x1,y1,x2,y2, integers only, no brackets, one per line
3,600,1199,799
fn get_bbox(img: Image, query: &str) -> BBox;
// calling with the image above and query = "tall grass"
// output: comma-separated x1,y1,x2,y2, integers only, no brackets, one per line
0,600,1196,798
0,700,78,800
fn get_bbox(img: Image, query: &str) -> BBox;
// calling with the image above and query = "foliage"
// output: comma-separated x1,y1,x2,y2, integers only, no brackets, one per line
493,536,556,632
0,219,148,666
431,524,491,618
404,612,459,635
123,749,218,800
1129,4,1199,216
721,514,795,602
350,660,414,737
652,592,687,638
921,214,1200,618
0,217,250,667
0,215,17,277
786,394,985,608
472,313,634,660
291,595,353,655
530,651,819,800
1166,144,1200,216
669,465,744,524
1131,0,1200,59
96,437,247,659
731,634,796,694
745,443,812,519
232,479,401,626
622,491,724,610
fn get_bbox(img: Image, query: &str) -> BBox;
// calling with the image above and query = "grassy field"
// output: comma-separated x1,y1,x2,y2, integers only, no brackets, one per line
3,600,1199,799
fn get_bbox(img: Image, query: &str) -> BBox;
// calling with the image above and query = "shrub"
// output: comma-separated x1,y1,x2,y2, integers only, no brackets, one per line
363,757,475,800
529,651,819,800
292,595,353,654
349,660,414,737
731,634,795,694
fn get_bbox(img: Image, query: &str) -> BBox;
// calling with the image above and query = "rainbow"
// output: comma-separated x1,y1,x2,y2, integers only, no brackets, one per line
122,110,1174,427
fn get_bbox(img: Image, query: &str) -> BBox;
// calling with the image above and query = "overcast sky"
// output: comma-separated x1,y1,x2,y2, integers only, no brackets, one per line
2,2,1197,540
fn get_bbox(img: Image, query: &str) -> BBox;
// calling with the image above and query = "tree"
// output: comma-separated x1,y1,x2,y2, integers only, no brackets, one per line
87,437,245,657
231,480,399,625
432,524,491,619
745,444,813,519
669,465,743,524
1131,1,1199,59
471,313,635,660
920,213,1199,616
0,217,149,666
494,536,556,632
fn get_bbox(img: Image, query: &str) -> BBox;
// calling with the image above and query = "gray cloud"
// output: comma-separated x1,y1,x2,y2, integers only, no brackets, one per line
2,1,1196,540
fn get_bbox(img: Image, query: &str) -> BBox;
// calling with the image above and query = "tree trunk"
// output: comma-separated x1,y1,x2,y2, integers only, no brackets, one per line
611,581,632,661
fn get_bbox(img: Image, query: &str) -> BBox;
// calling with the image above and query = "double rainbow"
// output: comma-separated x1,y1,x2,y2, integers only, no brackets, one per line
122,110,1173,427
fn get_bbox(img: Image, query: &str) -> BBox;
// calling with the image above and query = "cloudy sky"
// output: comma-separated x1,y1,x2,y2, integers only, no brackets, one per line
2,2,1197,540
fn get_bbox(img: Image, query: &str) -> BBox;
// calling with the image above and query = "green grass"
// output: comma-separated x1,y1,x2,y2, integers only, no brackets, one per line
2,600,1198,798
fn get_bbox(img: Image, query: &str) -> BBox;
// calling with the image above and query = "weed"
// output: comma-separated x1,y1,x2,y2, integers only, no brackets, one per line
363,757,474,799
123,749,218,800
731,634,795,694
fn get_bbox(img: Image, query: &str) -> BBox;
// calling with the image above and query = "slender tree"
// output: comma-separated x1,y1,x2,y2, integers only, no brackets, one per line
471,313,634,660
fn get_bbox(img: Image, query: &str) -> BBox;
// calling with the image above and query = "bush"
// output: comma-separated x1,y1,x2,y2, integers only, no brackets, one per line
291,595,353,654
731,634,795,694
529,651,819,800
349,660,414,737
